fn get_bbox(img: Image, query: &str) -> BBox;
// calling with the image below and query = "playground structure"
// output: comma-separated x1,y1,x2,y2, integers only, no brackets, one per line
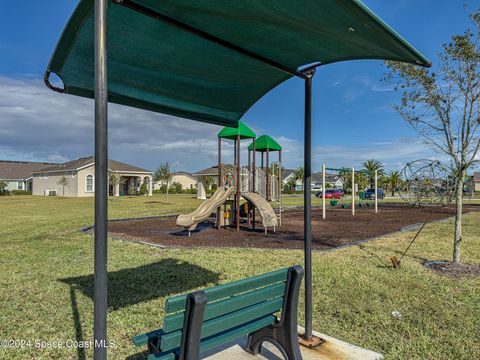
399,159,456,207
177,122,282,233
319,165,380,219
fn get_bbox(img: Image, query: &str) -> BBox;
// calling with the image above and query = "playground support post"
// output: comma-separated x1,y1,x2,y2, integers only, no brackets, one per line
352,167,355,216
252,138,256,230
266,148,270,201
375,170,378,213
236,134,241,231
217,137,221,228
303,69,315,341
93,0,108,359
322,164,326,219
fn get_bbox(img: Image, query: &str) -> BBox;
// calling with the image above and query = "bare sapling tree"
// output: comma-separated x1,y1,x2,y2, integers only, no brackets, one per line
154,162,173,203
385,12,480,263
58,175,70,197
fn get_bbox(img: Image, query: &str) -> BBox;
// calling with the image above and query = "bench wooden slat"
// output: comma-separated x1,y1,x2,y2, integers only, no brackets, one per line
161,297,283,352
147,315,276,360
165,268,288,313
162,282,285,333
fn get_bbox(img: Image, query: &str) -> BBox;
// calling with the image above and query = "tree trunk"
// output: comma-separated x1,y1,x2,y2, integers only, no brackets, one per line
453,171,465,263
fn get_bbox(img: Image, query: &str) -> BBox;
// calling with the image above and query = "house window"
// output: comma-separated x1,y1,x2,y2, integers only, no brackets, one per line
86,175,94,192
17,182,23,190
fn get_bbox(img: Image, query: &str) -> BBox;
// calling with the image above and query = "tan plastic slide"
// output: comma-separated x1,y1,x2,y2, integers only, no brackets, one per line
241,192,278,229
176,186,235,231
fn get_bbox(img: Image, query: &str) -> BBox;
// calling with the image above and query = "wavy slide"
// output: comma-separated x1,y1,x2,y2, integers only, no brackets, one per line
176,186,235,231
241,192,278,229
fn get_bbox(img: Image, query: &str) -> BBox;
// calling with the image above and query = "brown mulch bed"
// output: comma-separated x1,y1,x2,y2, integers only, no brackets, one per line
425,261,480,278
106,204,478,250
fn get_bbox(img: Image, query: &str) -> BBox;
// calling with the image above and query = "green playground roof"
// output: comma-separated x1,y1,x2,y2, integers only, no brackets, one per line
45,0,430,127
249,135,282,152
217,121,256,140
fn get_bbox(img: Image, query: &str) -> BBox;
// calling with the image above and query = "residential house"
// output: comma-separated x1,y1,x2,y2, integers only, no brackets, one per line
154,171,197,191
32,157,153,196
0,160,57,192
282,169,343,191
474,172,480,192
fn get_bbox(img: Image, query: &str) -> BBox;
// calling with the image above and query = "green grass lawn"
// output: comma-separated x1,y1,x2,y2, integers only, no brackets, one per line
0,194,479,359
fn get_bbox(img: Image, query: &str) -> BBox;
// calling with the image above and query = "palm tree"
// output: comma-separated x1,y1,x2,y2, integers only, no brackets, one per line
294,167,304,190
385,170,402,196
362,159,385,189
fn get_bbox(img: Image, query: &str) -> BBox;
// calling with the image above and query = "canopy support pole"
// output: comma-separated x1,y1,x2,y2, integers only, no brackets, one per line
303,69,315,341
94,0,109,359
113,0,307,80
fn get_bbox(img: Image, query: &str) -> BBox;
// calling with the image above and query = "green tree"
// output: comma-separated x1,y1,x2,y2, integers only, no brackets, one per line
57,175,70,197
385,170,402,196
362,159,385,189
205,176,216,191
287,176,297,192
154,162,173,202
294,167,304,190
170,181,183,194
109,171,121,196
0,180,8,196
338,167,351,193
139,182,148,195
384,12,480,263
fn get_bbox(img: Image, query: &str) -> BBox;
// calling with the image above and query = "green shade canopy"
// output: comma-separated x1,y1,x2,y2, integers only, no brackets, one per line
249,135,282,152
218,121,256,140
46,0,430,127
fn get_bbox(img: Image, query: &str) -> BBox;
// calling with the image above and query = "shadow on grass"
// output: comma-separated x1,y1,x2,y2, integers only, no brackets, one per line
62,259,219,360
60,259,220,310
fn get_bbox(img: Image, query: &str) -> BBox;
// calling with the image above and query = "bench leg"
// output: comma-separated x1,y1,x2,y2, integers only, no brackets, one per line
246,266,304,360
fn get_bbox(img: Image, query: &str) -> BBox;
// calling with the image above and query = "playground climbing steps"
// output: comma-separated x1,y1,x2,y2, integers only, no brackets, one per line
241,192,278,229
176,186,235,231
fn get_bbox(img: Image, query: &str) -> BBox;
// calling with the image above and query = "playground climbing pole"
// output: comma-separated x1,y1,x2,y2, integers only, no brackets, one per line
375,170,378,213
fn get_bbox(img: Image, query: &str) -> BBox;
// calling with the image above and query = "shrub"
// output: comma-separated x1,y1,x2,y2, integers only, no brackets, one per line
12,190,32,195
139,183,148,195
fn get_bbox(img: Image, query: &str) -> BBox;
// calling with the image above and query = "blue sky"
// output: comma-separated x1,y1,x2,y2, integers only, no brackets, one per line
0,1,477,172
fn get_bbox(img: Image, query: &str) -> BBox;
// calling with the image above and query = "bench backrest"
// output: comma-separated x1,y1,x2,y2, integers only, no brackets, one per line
159,267,290,353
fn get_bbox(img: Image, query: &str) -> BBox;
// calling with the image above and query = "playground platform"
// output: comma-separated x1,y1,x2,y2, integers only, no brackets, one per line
203,327,383,360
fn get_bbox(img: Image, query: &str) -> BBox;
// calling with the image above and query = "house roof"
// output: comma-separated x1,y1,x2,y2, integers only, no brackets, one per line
193,165,221,177
34,157,151,174
0,160,58,180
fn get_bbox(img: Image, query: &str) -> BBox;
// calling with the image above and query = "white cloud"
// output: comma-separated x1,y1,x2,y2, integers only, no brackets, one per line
0,75,437,173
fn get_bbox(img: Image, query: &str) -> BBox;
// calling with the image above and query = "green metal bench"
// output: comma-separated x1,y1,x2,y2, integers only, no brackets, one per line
132,266,304,360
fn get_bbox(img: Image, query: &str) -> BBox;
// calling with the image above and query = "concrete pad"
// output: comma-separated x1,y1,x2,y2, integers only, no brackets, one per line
203,327,383,360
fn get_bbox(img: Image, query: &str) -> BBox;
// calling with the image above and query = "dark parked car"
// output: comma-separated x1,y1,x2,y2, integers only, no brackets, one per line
315,189,344,199
364,188,385,200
